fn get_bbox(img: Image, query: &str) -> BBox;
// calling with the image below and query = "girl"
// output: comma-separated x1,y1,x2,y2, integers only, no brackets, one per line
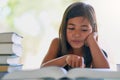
41,2,110,70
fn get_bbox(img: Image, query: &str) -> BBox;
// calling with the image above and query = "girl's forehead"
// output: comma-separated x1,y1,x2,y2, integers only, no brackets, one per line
68,16,90,23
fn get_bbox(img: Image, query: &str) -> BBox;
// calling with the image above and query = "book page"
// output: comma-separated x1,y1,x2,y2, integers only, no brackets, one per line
2,66,67,80
38,66,67,79
66,68,120,79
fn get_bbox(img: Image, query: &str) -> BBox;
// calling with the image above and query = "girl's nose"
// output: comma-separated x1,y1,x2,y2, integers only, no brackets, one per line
73,30,81,37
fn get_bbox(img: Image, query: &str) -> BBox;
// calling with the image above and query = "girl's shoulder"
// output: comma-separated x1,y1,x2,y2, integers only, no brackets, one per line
52,37,59,42
50,38,60,49
51,38,59,45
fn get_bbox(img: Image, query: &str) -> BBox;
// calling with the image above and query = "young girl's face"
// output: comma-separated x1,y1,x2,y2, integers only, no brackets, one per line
66,16,92,49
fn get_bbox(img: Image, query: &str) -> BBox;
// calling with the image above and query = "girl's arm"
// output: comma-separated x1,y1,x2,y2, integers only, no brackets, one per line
41,38,84,68
86,32,110,68
41,38,67,67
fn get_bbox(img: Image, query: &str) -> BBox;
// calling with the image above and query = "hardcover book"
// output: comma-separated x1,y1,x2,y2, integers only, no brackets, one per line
0,32,23,44
0,55,20,64
0,64,22,72
0,43,22,56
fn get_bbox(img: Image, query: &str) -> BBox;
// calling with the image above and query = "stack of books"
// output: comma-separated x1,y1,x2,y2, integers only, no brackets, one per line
0,32,23,72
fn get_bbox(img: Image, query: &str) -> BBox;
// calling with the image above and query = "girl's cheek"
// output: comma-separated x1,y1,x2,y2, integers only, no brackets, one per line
84,34,90,40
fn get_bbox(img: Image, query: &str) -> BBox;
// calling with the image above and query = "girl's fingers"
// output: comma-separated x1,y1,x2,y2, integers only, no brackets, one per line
66,55,72,66
71,56,75,67
72,56,83,68
66,55,85,68
75,56,80,67
80,57,85,68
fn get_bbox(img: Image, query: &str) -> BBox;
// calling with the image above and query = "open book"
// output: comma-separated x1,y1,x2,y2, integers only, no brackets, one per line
2,66,120,80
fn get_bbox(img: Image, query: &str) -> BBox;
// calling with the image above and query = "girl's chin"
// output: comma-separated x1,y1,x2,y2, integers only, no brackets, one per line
72,46,83,49
71,44,84,49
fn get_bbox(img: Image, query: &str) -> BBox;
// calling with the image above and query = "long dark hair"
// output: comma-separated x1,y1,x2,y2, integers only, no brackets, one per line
58,2,97,56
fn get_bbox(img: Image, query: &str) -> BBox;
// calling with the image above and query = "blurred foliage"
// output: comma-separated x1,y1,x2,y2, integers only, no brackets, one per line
6,0,82,28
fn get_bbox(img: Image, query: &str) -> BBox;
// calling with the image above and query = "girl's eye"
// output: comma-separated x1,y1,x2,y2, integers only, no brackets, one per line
81,29,88,32
67,27,75,30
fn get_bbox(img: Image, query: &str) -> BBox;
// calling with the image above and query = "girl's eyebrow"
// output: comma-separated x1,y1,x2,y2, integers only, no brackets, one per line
67,23,75,26
81,25,88,28
67,23,89,28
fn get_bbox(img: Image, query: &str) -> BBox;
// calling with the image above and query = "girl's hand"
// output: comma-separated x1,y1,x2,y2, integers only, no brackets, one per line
85,32,98,47
66,54,85,68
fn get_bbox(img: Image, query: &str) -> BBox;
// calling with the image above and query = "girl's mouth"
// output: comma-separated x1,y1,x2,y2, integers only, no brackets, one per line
71,40,83,44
